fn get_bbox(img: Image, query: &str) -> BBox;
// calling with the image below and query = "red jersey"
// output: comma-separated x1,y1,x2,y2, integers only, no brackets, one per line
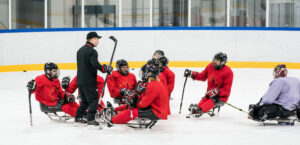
33,74,65,106
66,75,105,99
194,63,233,102
161,66,175,96
158,73,168,90
137,80,169,119
107,70,137,98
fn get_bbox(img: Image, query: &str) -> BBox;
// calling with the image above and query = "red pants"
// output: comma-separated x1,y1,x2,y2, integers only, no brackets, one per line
62,102,79,117
197,97,227,113
112,108,139,124
115,104,128,113
197,97,215,113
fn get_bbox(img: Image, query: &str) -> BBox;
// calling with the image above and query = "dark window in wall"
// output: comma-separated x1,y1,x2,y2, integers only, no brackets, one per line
48,0,81,28
231,0,266,27
12,0,44,29
0,0,9,29
191,0,227,27
84,0,118,28
122,0,150,27
270,0,300,27
153,0,188,27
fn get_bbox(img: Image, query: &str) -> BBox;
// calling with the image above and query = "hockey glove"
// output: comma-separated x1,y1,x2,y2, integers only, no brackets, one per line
102,64,113,74
61,76,70,90
64,93,75,103
120,88,132,96
206,88,220,98
27,79,36,92
184,69,198,79
136,81,146,95
125,94,138,108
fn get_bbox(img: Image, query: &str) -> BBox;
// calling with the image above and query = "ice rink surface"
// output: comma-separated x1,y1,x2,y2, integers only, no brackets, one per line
0,68,300,145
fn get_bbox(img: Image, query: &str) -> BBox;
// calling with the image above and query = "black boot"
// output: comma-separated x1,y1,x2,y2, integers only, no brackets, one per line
87,120,100,126
75,117,87,123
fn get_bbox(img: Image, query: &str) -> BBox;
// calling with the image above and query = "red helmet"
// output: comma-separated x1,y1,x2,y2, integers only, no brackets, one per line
273,64,287,78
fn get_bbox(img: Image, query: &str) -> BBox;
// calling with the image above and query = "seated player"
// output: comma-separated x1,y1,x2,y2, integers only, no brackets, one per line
107,59,137,105
248,64,300,121
61,74,105,114
101,61,169,125
184,52,233,117
26,62,79,117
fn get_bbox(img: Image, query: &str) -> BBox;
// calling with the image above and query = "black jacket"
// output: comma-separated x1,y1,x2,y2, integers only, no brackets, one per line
77,42,104,86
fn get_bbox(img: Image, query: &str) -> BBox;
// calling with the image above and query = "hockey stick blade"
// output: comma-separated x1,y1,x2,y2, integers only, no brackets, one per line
109,36,117,42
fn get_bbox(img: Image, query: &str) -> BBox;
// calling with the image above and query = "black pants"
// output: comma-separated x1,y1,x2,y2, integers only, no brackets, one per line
75,85,99,121
138,108,159,120
253,104,294,121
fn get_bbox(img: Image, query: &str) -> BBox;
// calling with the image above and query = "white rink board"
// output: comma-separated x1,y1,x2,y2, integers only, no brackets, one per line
0,30,300,66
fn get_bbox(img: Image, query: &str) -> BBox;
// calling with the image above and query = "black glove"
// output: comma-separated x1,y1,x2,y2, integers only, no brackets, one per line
64,93,75,103
184,69,198,79
120,88,132,96
125,94,138,108
27,79,36,92
248,104,260,121
184,69,191,77
136,81,146,95
61,76,70,90
102,64,113,74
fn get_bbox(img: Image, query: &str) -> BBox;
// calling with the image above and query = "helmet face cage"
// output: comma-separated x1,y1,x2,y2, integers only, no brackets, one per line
44,62,60,79
140,61,160,82
159,56,169,67
116,59,128,70
213,52,227,70
273,64,287,78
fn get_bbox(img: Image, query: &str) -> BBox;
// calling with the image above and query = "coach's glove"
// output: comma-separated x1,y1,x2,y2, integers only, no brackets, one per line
27,79,36,92
102,64,113,74
206,88,220,98
136,81,146,95
61,76,70,90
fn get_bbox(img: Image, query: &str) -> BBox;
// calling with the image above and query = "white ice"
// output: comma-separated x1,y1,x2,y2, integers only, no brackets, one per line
0,68,300,145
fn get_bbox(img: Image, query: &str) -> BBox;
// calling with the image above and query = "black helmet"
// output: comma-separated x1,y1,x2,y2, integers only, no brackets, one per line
116,59,129,76
159,56,169,67
140,59,160,81
153,50,165,57
273,64,287,78
213,52,227,70
158,56,169,72
116,59,128,70
44,62,60,80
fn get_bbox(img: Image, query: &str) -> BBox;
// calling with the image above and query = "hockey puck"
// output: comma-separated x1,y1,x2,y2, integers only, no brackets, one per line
23,70,27,72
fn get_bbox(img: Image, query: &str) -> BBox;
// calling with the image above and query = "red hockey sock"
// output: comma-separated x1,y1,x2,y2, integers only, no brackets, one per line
198,98,214,113
111,108,138,124
62,102,79,117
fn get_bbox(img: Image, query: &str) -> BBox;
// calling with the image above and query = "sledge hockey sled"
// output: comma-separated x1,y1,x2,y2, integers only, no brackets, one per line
186,101,224,118
260,113,298,126
39,103,72,122
126,118,158,129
